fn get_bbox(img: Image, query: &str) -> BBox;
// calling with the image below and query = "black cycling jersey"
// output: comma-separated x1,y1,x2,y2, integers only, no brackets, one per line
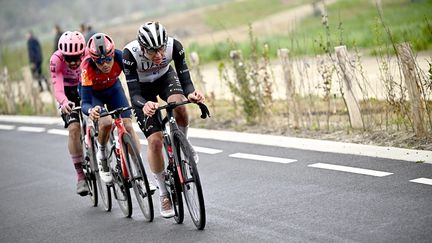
122,37,195,109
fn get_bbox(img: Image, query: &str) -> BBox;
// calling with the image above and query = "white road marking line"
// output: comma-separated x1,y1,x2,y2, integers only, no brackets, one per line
229,153,297,164
193,146,222,154
17,126,46,133
308,163,393,177
47,129,68,136
189,128,432,163
0,124,15,130
140,139,221,154
409,177,432,186
0,115,61,125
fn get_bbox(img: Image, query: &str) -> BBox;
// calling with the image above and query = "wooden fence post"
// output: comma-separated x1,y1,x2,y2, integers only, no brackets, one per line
334,45,364,129
397,42,427,137
278,48,299,128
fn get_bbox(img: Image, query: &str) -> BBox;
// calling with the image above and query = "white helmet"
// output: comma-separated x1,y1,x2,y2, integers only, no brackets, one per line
137,22,167,50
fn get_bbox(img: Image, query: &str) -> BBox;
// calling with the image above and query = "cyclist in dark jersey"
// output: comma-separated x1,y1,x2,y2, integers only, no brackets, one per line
49,31,88,196
123,21,205,218
81,33,140,184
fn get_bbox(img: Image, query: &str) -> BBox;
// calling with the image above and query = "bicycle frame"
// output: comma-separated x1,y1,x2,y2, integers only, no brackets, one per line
99,107,134,180
157,101,210,229
158,101,210,183
111,116,129,179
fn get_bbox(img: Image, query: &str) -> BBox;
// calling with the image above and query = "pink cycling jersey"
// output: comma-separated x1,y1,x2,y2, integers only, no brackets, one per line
49,50,83,106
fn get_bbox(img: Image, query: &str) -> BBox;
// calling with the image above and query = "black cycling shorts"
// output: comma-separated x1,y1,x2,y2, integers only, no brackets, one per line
133,66,184,137
61,86,81,128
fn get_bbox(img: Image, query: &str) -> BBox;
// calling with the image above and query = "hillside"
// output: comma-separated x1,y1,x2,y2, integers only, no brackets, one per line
0,0,231,45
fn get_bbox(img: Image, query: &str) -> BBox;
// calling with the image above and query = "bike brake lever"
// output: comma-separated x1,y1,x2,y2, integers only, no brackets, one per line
198,103,211,119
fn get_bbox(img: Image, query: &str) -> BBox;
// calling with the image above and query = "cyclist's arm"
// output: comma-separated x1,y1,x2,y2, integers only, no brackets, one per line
49,53,68,106
172,39,195,97
80,60,93,115
122,48,147,108
80,86,93,116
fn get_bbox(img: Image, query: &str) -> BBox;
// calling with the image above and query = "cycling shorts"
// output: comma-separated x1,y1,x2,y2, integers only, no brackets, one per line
90,80,132,118
133,66,184,137
61,85,81,128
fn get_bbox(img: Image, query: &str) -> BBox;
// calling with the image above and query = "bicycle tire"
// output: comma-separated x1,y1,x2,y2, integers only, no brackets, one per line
122,134,154,222
163,139,184,224
82,152,98,207
111,149,132,218
168,164,184,224
173,130,206,230
94,137,112,212
86,127,99,207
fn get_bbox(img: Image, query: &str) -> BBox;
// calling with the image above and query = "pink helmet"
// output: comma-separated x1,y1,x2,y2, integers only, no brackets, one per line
57,31,86,55
87,33,115,59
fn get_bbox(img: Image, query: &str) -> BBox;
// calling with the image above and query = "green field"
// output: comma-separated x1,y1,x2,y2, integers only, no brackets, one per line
1,0,431,79
204,0,312,30
189,0,432,63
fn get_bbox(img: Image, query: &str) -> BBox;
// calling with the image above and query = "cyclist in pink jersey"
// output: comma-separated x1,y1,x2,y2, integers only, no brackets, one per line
49,31,88,196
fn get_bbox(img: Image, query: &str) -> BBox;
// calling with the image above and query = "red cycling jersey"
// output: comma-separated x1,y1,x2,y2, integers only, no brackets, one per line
80,50,123,91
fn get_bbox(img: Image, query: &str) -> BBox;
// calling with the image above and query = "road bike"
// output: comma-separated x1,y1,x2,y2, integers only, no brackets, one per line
155,101,210,230
100,106,154,221
72,106,111,211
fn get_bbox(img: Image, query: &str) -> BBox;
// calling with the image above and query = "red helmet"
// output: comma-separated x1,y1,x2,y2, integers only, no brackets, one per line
87,33,115,59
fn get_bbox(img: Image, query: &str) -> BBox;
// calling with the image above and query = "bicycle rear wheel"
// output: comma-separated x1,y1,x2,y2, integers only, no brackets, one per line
111,152,132,218
122,134,154,222
173,130,206,230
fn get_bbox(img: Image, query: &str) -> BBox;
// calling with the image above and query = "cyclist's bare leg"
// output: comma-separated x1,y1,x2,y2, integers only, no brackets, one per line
96,116,112,162
123,118,140,155
147,132,164,173
147,132,169,195
68,122,84,180
97,116,112,145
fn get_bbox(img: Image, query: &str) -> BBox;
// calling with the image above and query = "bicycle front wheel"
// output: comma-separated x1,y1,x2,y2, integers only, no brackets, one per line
123,134,154,222
167,164,184,224
95,142,112,212
173,130,206,230
109,140,132,218
86,128,99,207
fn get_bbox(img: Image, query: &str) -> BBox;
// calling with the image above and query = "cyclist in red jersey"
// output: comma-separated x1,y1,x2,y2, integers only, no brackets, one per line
49,31,88,196
80,33,140,183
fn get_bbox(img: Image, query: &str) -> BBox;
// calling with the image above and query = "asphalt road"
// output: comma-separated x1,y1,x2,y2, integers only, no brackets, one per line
0,121,431,243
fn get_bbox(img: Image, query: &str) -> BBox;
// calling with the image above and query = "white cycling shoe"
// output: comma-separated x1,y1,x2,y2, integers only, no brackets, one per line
97,150,112,183
160,194,175,218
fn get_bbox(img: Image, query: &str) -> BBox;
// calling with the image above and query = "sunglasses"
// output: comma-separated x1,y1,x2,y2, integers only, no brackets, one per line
63,54,82,63
145,45,166,55
94,56,113,65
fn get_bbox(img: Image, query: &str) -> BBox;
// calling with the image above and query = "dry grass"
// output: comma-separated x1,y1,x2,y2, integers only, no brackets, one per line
188,99,432,151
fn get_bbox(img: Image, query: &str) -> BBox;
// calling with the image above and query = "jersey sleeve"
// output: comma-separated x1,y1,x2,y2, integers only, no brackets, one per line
49,53,68,106
172,39,195,97
80,58,93,87
80,85,93,116
122,48,147,108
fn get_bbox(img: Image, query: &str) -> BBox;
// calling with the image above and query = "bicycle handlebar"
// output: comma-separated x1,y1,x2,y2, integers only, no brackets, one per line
157,101,211,119
99,106,133,119
71,106,81,112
